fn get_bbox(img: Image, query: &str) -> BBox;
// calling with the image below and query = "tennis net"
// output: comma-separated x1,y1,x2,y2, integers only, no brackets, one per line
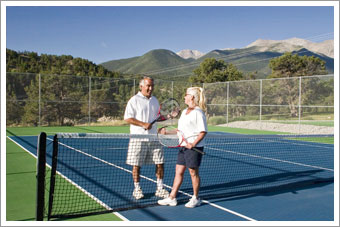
36,132,334,220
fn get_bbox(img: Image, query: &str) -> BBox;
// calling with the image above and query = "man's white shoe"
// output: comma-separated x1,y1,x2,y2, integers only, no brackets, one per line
155,188,170,198
133,188,144,200
158,197,177,206
185,197,201,208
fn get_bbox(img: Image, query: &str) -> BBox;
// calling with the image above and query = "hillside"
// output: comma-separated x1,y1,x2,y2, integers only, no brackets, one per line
101,46,334,79
6,49,120,78
199,47,334,78
100,49,193,78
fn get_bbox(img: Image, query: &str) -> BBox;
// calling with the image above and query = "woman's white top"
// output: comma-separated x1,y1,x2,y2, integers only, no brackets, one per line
177,106,207,147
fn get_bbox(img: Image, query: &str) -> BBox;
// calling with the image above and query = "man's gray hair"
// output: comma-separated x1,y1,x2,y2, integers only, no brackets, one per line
139,76,154,86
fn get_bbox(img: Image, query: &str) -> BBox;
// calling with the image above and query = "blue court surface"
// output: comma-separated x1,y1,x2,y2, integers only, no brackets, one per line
8,133,334,221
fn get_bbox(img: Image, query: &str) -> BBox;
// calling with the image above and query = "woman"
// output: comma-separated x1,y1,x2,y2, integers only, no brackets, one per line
158,87,207,208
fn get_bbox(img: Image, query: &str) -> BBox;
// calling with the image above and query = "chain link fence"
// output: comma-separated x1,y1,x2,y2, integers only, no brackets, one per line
6,73,193,126
6,73,334,130
204,75,334,130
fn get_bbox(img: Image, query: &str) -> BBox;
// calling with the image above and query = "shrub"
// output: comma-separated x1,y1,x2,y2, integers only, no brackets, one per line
208,116,227,125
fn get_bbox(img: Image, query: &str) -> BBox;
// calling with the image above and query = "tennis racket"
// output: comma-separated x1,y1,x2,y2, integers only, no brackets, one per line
150,98,181,125
157,126,205,155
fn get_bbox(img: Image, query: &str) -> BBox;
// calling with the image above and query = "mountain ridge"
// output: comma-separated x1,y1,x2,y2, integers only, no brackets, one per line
100,38,334,79
246,37,333,58
176,49,205,59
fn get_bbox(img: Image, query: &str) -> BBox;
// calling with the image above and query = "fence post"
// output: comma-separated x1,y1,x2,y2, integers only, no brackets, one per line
172,81,174,99
227,82,229,124
259,79,263,123
38,74,41,126
298,76,302,134
88,76,91,125
133,79,136,95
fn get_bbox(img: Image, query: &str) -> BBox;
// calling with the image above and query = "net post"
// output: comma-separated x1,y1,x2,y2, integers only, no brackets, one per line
36,132,47,221
47,134,59,220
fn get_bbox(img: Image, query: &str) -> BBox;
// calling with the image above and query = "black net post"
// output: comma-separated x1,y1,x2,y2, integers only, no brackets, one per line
36,132,47,221
47,135,58,220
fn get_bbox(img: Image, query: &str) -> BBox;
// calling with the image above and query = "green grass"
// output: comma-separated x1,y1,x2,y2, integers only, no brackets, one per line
6,138,37,221
6,125,130,137
286,136,334,144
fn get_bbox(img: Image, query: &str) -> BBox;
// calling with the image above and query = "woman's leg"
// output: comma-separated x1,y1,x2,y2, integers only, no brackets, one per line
169,164,186,199
188,167,200,197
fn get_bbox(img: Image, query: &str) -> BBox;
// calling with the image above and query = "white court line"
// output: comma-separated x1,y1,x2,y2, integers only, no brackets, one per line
7,135,38,159
202,200,256,221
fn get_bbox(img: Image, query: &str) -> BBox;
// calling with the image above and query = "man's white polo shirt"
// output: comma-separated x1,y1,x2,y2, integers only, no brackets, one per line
124,91,160,134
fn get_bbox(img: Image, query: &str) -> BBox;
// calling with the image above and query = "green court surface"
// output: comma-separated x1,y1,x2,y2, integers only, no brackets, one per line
5,125,332,221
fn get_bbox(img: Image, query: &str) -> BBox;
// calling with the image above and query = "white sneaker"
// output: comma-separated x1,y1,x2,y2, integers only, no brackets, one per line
133,188,144,200
155,188,170,198
185,197,201,208
158,197,177,206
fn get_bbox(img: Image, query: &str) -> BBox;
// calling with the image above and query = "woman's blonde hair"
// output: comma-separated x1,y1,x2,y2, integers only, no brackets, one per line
186,87,207,112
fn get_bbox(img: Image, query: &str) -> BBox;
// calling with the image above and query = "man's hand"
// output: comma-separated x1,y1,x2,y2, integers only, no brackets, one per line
142,122,152,130
125,118,152,130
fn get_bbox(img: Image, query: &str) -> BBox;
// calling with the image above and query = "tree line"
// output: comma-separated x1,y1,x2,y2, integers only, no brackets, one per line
189,52,331,119
6,49,122,77
6,49,332,126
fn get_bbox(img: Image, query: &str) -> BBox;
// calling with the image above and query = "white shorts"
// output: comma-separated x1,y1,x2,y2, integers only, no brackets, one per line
126,139,164,166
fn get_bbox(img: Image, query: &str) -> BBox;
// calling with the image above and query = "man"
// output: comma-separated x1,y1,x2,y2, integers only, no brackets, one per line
124,76,169,200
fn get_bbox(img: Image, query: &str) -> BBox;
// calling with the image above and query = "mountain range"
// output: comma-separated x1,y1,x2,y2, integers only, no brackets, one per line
100,38,334,80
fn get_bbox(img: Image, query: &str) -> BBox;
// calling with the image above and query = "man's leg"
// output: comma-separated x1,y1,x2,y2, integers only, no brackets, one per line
133,165,140,184
155,163,164,180
155,164,169,198
132,165,144,199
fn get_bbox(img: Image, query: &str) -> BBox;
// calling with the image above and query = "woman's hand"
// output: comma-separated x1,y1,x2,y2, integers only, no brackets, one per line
158,127,166,135
185,143,195,150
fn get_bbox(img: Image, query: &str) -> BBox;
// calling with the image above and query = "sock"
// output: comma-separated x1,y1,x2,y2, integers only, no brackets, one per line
157,178,163,190
134,182,141,189
192,195,197,200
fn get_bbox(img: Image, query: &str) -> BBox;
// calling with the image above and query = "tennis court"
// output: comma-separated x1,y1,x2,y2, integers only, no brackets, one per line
6,127,334,221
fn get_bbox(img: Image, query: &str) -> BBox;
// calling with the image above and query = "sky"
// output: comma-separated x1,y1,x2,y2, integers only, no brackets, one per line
4,3,335,64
